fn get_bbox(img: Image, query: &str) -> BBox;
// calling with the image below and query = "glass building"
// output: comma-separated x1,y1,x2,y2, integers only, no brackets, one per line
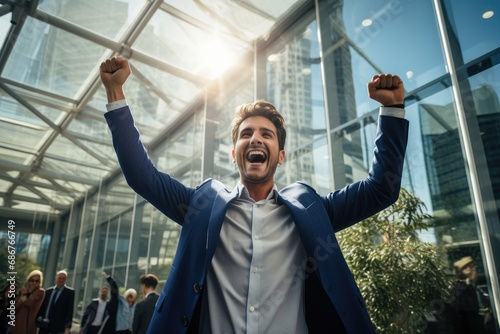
0,0,499,332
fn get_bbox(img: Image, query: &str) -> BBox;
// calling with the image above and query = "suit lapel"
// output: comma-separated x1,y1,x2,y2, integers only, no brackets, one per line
277,193,317,256
204,188,238,270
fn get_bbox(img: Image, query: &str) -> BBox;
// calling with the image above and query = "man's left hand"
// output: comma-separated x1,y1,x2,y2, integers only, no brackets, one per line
367,74,404,106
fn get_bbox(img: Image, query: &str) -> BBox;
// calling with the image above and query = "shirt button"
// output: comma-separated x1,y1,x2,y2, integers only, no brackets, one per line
253,235,259,240
181,316,189,326
252,267,258,273
193,283,201,293
249,306,255,312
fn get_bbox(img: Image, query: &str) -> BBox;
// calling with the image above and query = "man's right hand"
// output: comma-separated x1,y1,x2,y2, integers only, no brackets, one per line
99,56,131,102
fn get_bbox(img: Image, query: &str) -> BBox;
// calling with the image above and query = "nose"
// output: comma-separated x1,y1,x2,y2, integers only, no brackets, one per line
250,133,263,145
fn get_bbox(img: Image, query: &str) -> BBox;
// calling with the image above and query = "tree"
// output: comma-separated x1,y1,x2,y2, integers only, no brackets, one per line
0,238,41,286
337,188,453,333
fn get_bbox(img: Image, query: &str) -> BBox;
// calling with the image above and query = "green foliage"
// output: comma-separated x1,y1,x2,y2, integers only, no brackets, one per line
0,238,41,287
337,188,453,333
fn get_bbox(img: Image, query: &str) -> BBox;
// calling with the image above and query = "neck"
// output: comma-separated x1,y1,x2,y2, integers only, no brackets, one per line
241,181,274,202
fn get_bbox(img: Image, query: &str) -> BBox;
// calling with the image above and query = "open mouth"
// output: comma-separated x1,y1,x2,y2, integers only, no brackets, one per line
247,150,267,163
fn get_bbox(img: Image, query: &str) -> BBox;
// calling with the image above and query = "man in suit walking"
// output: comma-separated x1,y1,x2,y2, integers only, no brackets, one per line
37,270,75,334
132,274,159,334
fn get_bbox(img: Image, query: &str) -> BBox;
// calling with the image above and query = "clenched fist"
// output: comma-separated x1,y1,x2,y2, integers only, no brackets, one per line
367,74,404,106
99,56,131,102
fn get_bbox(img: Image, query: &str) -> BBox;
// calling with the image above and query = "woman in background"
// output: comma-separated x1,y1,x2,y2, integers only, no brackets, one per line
8,270,45,334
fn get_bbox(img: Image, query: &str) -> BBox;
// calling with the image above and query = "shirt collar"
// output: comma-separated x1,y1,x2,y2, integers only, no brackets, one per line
235,182,279,202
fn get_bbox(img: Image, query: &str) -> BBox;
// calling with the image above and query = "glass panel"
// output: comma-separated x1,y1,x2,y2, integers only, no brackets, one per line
66,114,112,143
0,90,57,126
41,156,107,181
466,67,500,224
409,88,498,332
442,0,500,65
44,135,106,167
340,0,445,92
133,9,249,79
213,78,254,188
3,17,108,99
137,204,153,274
32,185,74,207
265,11,332,191
116,61,200,143
105,217,119,269
198,0,305,40
102,179,136,219
86,88,109,112
0,120,48,150
0,13,10,44
0,179,10,193
38,0,147,40
153,112,201,185
0,147,36,165
115,210,133,267
150,211,180,284
168,0,224,27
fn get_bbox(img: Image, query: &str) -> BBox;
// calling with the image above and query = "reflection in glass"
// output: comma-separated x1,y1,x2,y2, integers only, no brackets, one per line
442,0,500,65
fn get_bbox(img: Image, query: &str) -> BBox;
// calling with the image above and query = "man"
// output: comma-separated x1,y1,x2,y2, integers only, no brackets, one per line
100,272,120,334
37,270,75,334
79,286,111,334
132,274,159,334
102,271,137,334
449,256,495,333
100,56,408,333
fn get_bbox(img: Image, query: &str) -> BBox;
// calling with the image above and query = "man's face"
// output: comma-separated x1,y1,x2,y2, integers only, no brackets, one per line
55,273,67,288
100,287,109,301
232,116,285,187
462,263,477,282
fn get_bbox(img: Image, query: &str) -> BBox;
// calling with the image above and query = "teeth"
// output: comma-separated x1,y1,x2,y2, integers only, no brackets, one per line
247,150,266,163
249,151,264,156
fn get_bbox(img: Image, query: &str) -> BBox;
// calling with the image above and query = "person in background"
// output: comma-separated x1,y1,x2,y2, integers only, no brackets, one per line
102,272,137,334
116,288,137,334
37,269,75,334
79,286,110,334
8,270,45,334
132,274,159,334
450,256,495,334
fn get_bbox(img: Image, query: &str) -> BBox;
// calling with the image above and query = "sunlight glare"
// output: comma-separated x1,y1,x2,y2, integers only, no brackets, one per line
201,37,236,78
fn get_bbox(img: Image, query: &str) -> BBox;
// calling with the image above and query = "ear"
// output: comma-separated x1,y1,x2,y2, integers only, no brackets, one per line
231,149,236,163
278,150,285,165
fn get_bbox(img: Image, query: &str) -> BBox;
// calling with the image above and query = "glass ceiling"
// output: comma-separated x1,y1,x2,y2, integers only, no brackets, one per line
0,0,306,216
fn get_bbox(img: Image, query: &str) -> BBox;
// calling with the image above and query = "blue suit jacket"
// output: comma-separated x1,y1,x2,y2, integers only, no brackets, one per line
105,106,409,333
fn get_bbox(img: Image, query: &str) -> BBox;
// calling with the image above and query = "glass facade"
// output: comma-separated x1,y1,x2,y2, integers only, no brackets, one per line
1,0,499,332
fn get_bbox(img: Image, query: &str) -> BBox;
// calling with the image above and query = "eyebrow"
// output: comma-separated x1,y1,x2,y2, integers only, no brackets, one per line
240,126,276,135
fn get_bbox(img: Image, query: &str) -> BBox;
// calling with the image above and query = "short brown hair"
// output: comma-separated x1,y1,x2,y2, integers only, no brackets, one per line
140,274,158,289
231,100,286,150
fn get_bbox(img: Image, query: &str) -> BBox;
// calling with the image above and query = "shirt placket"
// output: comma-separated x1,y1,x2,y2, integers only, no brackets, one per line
246,201,264,334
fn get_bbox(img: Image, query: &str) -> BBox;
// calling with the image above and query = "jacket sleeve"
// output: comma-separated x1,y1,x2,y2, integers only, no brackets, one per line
65,288,75,329
106,276,119,320
323,114,409,231
132,301,143,334
16,287,45,310
105,106,195,225
81,301,95,329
